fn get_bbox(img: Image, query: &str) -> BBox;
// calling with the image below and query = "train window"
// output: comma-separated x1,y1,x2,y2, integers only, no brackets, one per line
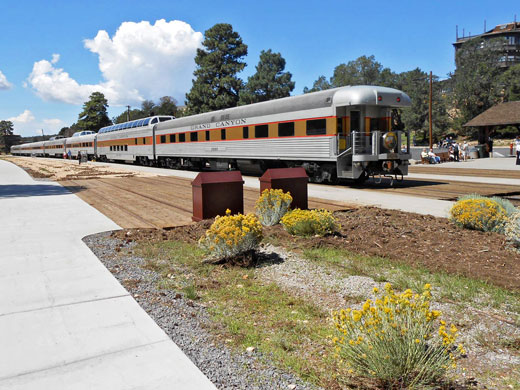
179,133,185,142
135,138,138,145
205,131,210,141
306,119,326,136
255,125,268,138
170,134,175,143
110,146,112,151
221,129,226,140
243,127,249,139
190,132,197,142
137,119,145,127
143,118,150,125
125,145,128,151
151,118,158,124
142,137,147,144
278,122,294,137
159,117,172,122
160,135,166,144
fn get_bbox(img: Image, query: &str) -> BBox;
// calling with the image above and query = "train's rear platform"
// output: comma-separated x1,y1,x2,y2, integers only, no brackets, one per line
0,159,216,390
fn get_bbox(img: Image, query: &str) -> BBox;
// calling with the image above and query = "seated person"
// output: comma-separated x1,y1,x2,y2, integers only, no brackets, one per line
421,148,429,162
428,149,441,164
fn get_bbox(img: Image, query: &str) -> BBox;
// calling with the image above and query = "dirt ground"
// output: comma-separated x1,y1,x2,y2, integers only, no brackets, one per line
2,156,156,180
112,206,520,291
61,175,353,228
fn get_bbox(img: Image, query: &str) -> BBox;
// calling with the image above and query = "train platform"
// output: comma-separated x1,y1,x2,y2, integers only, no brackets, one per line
0,160,216,389
412,155,519,170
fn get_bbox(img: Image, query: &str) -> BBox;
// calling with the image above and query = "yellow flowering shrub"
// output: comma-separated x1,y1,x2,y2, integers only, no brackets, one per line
505,212,520,251
332,284,465,388
280,208,339,236
255,189,293,226
199,210,263,259
449,197,508,233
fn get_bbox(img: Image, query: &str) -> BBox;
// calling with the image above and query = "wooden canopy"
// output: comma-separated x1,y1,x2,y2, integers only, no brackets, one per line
464,101,520,127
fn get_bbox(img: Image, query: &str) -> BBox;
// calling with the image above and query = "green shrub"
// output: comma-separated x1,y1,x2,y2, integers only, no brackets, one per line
280,208,339,236
505,212,520,252
457,194,517,217
198,210,263,259
332,284,465,389
450,197,509,233
255,189,293,226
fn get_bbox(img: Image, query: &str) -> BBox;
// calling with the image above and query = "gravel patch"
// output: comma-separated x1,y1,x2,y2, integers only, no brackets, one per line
257,244,520,390
258,243,382,312
84,232,321,390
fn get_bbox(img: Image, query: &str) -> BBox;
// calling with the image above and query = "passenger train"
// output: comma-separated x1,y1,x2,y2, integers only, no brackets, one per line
11,85,412,183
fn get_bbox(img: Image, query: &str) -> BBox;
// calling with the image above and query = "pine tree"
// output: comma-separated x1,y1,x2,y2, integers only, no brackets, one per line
185,23,247,114
239,50,295,105
77,92,112,132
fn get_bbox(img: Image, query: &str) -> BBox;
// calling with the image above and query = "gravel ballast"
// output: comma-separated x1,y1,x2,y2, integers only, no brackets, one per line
84,232,320,390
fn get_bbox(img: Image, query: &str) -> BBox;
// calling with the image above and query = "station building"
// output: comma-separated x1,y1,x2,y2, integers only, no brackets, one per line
453,21,520,67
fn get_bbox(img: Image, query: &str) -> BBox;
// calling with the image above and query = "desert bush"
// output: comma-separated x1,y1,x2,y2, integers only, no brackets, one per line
280,208,339,236
255,189,293,226
332,283,465,389
457,194,517,217
450,197,508,233
199,210,263,259
505,212,520,251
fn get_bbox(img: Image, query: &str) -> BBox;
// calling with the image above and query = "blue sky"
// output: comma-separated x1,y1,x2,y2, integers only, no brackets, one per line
1,0,518,136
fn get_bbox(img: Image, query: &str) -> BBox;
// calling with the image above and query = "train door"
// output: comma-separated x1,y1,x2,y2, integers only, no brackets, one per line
336,107,348,152
152,124,157,161
350,110,361,133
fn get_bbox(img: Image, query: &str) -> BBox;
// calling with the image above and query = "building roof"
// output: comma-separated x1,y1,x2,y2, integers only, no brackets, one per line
454,21,520,46
464,101,520,127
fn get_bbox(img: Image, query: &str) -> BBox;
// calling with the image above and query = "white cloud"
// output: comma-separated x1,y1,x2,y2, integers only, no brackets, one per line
27,19,203,106
27,58,106,105
43,118,64,127
0,70,12,90
7,109,64,136
8,109,35,123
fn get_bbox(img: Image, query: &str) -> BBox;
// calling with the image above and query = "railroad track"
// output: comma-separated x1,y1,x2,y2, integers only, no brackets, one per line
53,160,520,229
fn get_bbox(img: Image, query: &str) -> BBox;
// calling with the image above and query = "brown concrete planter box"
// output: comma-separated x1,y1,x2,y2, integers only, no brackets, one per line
259,167,309,210
192,171,244,222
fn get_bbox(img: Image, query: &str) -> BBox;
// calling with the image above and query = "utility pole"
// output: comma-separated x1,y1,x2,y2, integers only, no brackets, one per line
429,71,433,150
126,105,131,122
41,129,45,141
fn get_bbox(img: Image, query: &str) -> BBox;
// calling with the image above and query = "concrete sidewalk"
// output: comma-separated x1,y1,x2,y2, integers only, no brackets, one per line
407,173,520,186
0,160,216,389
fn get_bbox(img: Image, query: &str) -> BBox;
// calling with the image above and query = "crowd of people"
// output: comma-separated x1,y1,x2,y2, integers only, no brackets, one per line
421,139,470,164
421,135,520,165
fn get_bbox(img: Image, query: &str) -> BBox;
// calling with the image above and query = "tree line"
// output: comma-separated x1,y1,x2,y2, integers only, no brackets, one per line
4,23,520,151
